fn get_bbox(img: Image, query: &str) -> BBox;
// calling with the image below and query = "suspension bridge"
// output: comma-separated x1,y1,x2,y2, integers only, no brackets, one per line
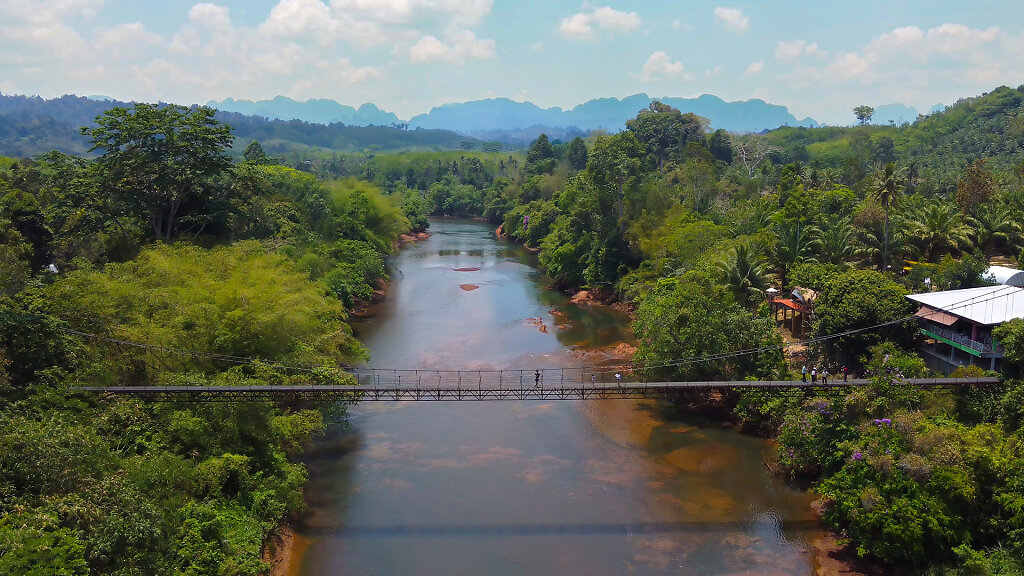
74,370,998,402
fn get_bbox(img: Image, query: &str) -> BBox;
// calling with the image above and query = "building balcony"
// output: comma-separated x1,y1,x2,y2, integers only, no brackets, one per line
919,321,1002,357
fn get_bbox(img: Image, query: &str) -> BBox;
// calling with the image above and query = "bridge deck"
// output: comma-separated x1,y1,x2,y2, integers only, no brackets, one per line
73,377,998,402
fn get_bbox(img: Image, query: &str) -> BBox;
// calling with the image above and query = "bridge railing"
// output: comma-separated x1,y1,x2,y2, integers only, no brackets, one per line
348,367,636,389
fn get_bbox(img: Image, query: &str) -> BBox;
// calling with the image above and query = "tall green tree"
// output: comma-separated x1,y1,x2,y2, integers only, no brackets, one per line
853,105,875,125
869,162,904,272
566,137,589,172
956,159,996,214
812,269,915,369
625,101,706,175
634,271,781,381
83,104,234,241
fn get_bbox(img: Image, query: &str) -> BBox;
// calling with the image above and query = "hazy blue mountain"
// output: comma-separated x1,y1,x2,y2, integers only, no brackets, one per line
207,96,401,126
870,103,920,126
0,92,467,158
408,93,818,134
407,98,566,132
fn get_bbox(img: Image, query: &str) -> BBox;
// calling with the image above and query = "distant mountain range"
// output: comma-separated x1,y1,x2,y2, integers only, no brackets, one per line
211,93,821,136
0,93,469,158
870,103,946,126
0,90,952,158
208,96,400,127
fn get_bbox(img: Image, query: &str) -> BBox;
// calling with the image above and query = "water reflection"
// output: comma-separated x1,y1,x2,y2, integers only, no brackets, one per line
299,219,820,576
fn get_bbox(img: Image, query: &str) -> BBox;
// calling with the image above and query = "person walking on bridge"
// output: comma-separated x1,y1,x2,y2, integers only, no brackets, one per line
811,367,817,383
535,370,540,387
615,372,622,386
842,366,849,382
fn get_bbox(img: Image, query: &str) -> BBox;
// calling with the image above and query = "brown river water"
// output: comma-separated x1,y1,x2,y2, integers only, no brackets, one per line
294,219,824,575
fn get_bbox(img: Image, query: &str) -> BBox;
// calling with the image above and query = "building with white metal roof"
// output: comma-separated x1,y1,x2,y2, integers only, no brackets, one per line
985,265,1024,287
906,284,1024,373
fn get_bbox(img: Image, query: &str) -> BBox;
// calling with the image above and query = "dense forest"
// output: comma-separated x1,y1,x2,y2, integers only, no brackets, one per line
6,85,1024,573
0,103,429,574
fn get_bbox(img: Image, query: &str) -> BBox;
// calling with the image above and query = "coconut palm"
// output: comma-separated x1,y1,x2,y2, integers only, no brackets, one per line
869,162,905,271
718,244,770,309
906,199,975,262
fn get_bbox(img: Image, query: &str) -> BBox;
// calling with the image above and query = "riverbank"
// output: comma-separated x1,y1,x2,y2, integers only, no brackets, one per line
264,525,311,576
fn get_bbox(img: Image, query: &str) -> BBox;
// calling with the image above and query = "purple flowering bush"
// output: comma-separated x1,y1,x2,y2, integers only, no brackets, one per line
776,394,855,479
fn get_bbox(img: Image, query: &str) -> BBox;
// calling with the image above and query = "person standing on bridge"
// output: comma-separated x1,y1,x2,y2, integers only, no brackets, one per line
615,372,622,386
811,366,817,383
842,365,849,382
822,368,829,385
535,370,541,387
801,365,807,382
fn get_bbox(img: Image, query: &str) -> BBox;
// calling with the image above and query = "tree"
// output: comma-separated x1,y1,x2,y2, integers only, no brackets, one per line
566,137,588,172
812,269,915,369
709,129,733,164
243,140,268,164
971,201,1022,257
854,105,875,125
730,134,777,179
626,101,706,175
956,159,996,214
83,104,234,241
634,271,781,381
869,162,904,271
816,217,856,265
524,134,556,175
718,244,770,309
906,199,975,262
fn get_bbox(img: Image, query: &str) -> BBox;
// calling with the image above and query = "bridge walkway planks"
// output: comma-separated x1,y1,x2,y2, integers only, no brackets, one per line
72,376,999,402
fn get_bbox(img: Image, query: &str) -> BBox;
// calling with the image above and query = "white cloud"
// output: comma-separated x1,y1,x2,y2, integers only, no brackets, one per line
706,65,722,78
559,6,641,41
94,22,163,55
0,0,104,25
745,59,763,74
713,7,749,33
530,41,543,51
190,3,232,31
259,0,347,44
783,22,1024,124
330,0,493,27
639,51,690,82
408,28,495,64
774,39,824,61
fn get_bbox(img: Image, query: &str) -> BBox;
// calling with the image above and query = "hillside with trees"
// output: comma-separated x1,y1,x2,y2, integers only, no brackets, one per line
0,103,428,574
6,84,1024,573
331,85,1024,572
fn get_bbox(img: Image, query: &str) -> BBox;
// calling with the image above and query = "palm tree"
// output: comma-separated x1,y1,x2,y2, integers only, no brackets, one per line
970,202,1022,258
718,244,770,309
771,220,820,287
906,199,975,262
853,204,916,270
869,162,904,271
816,217,856,265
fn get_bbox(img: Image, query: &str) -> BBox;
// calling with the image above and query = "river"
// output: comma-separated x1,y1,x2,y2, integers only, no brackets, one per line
294,219,824,575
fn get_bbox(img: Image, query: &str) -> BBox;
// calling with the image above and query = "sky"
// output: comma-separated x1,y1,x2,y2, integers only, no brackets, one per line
3,0,1024,125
